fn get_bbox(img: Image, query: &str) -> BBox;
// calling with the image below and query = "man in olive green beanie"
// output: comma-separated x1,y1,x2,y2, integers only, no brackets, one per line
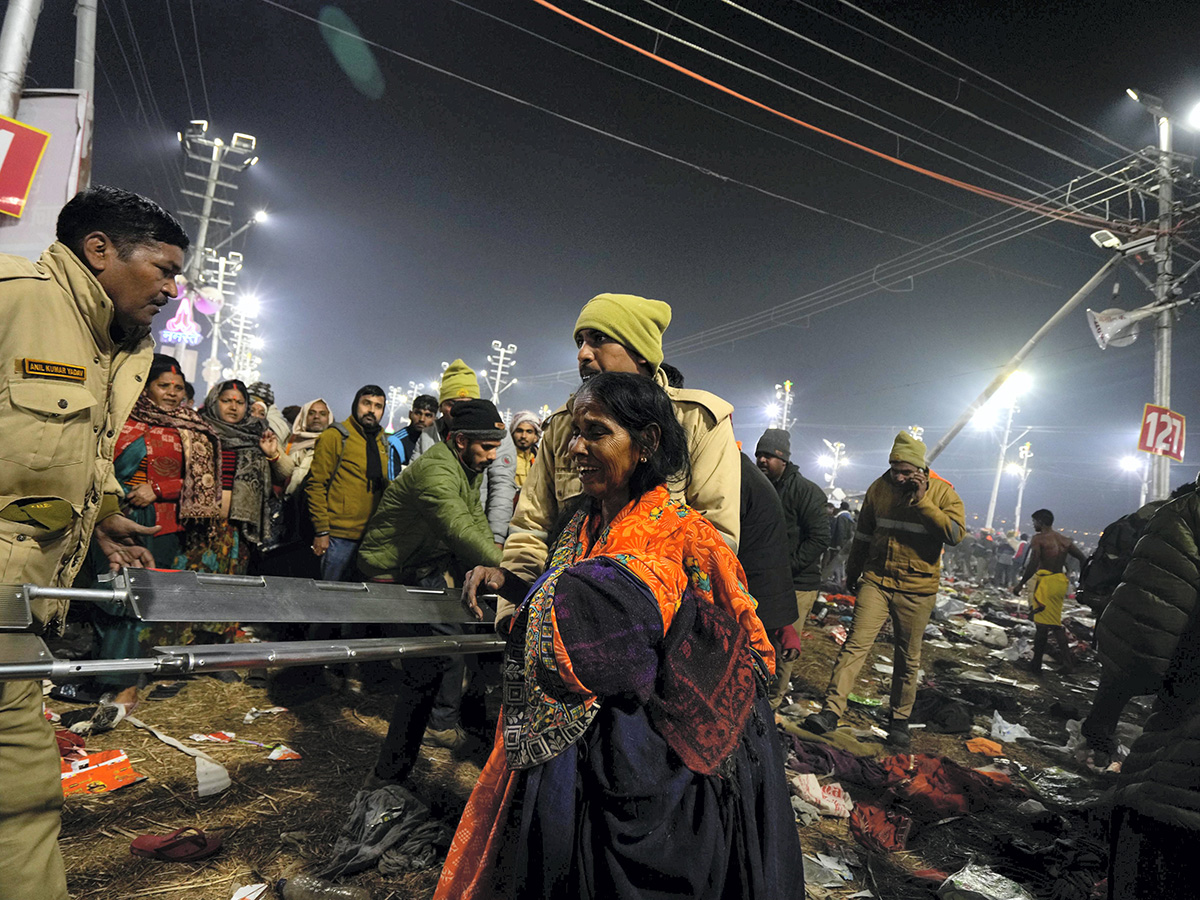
572,292,672,375
804,431,965,750
462,293,743,638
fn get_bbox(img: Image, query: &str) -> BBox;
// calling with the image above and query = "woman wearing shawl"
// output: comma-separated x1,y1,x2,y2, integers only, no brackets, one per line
79,354,223,718
181,379,294,575
436,373,802,900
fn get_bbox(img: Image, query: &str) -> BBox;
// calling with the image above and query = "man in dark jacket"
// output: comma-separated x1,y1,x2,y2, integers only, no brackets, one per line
359,399,505,783
1092,473,1200,897
756,428,831,708
738,453,801,709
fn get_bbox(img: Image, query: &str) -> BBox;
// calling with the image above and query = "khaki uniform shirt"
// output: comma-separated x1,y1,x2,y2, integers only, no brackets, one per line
0,243,153,630
845,473,966,596
498,368,741,625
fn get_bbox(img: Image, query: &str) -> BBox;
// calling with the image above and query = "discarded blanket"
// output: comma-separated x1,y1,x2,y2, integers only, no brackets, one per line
850,802,914,853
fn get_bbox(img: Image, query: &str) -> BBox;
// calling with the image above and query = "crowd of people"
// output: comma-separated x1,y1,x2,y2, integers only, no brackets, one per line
2,185,1198,900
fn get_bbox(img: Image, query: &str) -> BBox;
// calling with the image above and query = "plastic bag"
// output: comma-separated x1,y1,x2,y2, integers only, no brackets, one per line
937,861,1035,900
990,710,1034,742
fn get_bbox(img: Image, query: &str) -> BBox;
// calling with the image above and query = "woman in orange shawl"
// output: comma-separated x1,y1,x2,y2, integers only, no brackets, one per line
436,373,801,900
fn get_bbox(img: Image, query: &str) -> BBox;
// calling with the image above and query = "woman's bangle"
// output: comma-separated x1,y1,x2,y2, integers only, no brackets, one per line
266,452,281,461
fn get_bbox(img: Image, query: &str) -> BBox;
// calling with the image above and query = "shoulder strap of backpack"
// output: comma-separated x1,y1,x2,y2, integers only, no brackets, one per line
327,423,350,487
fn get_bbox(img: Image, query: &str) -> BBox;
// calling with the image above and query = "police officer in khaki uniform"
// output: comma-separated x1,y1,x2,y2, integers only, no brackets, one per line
460,293,742,629
0,186,189,900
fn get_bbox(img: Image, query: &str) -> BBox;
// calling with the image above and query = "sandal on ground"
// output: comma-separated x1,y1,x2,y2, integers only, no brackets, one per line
60,701,127,735
130,826,223,862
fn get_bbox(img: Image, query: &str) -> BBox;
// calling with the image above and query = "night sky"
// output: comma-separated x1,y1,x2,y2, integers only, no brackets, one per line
21,0,1200,540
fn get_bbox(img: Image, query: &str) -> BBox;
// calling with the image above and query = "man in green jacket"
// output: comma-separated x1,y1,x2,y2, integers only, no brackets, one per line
306,385,388,581
805,432,965,748
358,399,505,783
755,427,830,708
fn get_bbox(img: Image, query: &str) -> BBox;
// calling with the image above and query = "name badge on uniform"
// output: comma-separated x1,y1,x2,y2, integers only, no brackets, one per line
17,358,87,382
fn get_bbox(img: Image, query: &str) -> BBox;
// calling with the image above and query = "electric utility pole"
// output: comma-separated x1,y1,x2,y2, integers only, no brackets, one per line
1149,100,1175,501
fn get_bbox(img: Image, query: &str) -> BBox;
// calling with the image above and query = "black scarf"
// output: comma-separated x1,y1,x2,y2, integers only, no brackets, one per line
361,421,385,494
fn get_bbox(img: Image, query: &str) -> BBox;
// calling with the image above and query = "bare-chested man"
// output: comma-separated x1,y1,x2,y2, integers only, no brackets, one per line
1013,508,1088,673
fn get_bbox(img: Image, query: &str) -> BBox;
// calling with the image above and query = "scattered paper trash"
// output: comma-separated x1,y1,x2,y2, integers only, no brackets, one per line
965,620,1009,648
938,861,1035,900
125,716,231,798
964,737,1003,756
1018,799,1047,815
829,625,849,645
803,853,855,886
243,706,288,724
61,748,145,796
848,693,883,707
269,744,302,761
789,773,854,818
231,885,269,900
192,731,237,743
873,663,894,676
990,711,1035,743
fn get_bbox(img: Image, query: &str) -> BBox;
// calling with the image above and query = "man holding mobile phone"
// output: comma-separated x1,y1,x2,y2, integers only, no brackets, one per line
804,432,965,748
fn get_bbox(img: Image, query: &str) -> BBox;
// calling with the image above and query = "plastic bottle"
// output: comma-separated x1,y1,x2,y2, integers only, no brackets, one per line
276,875,371,900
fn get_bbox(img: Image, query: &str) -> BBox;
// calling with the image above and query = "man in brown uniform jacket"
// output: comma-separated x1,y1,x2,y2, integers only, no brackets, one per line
0,187,188,900
461,293,741,628
805,432,965,748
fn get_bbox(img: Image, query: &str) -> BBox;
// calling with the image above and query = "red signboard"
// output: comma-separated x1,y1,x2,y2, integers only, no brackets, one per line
0,114,51,218
1138,404,1186,462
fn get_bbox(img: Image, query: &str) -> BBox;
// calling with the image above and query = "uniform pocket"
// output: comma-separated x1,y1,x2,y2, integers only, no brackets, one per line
0,381,97,470
0,515,76,634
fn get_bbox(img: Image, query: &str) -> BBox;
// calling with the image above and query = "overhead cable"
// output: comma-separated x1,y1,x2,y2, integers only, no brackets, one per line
530,0,1121,227
599,0,1062,194
788,0,1127,163
829,0,1136,158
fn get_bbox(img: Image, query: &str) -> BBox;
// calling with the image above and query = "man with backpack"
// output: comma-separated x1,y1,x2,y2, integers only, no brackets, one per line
306,385,389,581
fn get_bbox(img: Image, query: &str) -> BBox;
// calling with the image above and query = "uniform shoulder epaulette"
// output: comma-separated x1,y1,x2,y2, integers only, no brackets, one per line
666,387,734,422
0,254,50,283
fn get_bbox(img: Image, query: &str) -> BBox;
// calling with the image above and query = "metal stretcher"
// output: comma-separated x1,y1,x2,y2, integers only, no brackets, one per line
0,568,504,682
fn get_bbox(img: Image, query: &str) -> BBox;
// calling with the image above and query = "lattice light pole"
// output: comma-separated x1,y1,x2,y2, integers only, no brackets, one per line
385,386,406,432
819,439,847,490
1006,441,1034,530
483,341,518,403
770,380,795,430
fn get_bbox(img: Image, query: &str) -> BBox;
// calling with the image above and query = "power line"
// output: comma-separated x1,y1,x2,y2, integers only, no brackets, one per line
714,0,1116,179
626,0,1065,194
188,0,212,121
829,0,1136,158
165,0,196,118
787,0,1127,163
532,0,1122,226
594,0,1063,197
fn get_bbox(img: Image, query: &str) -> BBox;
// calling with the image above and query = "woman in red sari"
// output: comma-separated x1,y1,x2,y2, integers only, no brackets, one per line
436,372,802,900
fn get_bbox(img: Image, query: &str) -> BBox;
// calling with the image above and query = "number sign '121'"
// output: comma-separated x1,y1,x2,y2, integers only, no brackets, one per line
1138,404,1186,462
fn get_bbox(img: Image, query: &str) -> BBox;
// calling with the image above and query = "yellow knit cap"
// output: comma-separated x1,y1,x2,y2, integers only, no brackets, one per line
889,431,927,469
439,358,481,404
573,293,672,369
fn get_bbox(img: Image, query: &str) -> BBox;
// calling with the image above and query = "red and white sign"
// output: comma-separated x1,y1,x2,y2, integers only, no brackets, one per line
0,114,51,218
1138,404,1186,462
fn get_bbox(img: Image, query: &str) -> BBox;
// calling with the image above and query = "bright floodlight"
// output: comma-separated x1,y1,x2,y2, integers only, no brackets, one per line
971,408,995,431
765,403,780,419
1005,462,1024,476
254,209,269,223
249,336,265,351
1188,100,1200,132
1126,88,1140,102
1120,455,1143,472
238,296,260,318
1002,370,1032,397
817,454,834,469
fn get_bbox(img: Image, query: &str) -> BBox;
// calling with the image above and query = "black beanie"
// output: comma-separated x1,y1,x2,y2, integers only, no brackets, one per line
755,428,791,462
449,399,506,438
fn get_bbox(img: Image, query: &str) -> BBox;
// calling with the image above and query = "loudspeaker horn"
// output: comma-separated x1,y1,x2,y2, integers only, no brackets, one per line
1086,307,1141,349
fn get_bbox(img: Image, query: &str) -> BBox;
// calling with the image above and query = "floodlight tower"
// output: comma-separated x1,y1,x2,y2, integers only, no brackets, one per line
773,381,795,430
177,121,260,282
1006,442,1033,531
483,341,518,403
